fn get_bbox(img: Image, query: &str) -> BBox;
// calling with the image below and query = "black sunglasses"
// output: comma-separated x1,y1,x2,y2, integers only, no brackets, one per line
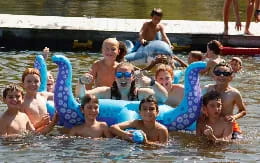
213,70,233,76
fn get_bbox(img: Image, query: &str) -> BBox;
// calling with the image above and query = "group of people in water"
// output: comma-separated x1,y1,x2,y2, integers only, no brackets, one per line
0,8,247,145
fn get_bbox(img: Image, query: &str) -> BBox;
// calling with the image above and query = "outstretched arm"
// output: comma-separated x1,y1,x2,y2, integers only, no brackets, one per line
160,24,173,49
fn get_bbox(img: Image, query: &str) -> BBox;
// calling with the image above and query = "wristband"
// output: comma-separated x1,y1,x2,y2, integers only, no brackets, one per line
150,78,156,86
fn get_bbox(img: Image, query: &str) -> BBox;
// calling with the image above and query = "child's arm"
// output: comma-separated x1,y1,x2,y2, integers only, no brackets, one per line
110,120,137,141
171,56,188,67
138,77,168,103
232,0,241,31
36,113,58,135
160,24,173,49
139,23,147,45
204,125,230,143
141,55,168,71
102,123,113,138
225,91,247,122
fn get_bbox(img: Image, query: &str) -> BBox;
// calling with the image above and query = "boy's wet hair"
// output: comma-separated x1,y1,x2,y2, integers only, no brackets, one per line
202,91,221,106
22,68,40,82
155,64,174,78
207,40,223,55
80,94,99,108
3,84,24,99
150,8,163,17
213,61,233,73
139,95,159,111
189,51,203,61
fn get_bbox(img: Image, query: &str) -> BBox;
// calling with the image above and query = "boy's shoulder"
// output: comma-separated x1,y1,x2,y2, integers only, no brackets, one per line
155,121,168,131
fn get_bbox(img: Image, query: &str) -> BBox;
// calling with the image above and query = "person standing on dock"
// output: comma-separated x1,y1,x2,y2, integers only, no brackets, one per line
223,0,241,35
139,8,173,49
245,0,260,35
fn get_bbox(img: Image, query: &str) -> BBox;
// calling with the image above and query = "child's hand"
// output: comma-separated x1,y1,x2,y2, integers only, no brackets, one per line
123,131,134,142
204,125,214,136
138,75,153,87
79,73,93,85
224,115,235,122
42,47,50,60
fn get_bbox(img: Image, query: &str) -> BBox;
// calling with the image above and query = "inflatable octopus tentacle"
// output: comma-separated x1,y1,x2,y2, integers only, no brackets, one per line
34,54,56,118
162,61,206,130
52,54,84,128
34,55,47,92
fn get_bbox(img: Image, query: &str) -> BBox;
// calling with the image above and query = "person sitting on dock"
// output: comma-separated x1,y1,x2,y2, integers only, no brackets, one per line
203,62,247,139
110,95,168,145
138,8,173,49
69,94,113,138
200,40,225,77
196,91,233,143
75,62,168,104
78,38,120,90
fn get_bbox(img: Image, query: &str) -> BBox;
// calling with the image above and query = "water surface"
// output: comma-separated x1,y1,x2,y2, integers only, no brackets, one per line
0,52,259,162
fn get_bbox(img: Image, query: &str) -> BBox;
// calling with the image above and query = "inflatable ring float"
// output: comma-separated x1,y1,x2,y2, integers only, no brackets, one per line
52,55,206,132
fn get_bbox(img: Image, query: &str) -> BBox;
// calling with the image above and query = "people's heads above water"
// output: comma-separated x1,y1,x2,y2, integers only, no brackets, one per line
139,95,159,113
21,68,41,92
3,84,24,109
80,94,99,118
188,50,204,64
101,38,120,60
206,40,223,57
150,8,163,24
116,41,127,62
230,57,242,73
202,91,222,117
155,64,173,90
47,71,55,92
114,62,135,89
212,62,234,81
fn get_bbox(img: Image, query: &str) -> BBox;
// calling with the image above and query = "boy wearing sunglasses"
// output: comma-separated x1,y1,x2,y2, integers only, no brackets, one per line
203,62,247,139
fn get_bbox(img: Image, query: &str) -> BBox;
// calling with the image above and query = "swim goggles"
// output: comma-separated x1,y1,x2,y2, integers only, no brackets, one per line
115,72,132,78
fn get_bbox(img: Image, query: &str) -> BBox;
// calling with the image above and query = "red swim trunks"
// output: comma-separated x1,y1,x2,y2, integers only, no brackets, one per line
232,121,241,133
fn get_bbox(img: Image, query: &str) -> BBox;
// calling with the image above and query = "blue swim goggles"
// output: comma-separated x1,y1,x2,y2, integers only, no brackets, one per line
115,72,132,78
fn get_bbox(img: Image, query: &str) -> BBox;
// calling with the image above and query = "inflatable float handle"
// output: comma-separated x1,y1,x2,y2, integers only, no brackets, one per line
132,130,144,144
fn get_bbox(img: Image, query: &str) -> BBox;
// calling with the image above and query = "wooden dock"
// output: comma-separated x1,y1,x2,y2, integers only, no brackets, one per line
0,14,259,52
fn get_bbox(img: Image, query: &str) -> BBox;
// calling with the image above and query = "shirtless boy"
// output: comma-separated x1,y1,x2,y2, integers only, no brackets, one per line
203,62,247,138
78,38,119,90
21,68,57,134
110,95,168,145
196,91,233,142
139,8,172,49
0,84,35,137
69,94,112,138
